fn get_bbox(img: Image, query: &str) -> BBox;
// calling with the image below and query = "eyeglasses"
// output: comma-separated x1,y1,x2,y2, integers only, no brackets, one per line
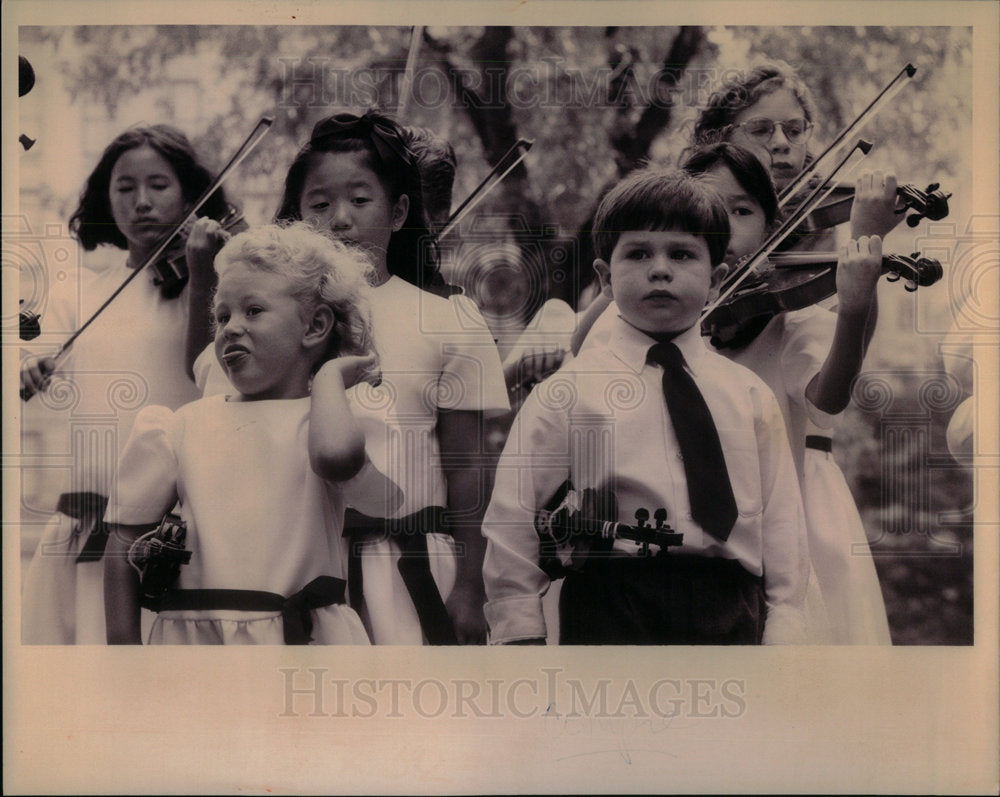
731,117,813,144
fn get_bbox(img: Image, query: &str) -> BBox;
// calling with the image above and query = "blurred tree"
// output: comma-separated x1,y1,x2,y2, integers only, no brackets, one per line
18,23,975,643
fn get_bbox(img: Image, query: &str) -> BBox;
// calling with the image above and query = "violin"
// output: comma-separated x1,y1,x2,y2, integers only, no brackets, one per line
151,203,248,298
705,251,944,348
705,138,875,320
782,179,951,241
21,116,273,402
778,64,916,208
19,300,41,341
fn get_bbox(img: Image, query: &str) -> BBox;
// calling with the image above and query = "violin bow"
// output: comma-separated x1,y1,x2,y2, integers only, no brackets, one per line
778,63,916,210
700,138,874,326
433,138,534,243
21,116,274,401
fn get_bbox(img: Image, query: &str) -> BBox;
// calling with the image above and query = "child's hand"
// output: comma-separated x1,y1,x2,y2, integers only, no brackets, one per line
836,235,883,315
184,217,230,284
503,343,566,392
445,582,488,645
850,171,901,239
20,354,56,394
319,353,380,391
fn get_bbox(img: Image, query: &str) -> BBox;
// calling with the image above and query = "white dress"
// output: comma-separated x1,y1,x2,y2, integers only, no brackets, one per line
722,307,891,644
193,277,510,644
21,260,201,644
103,395,396,645
345,278,509,643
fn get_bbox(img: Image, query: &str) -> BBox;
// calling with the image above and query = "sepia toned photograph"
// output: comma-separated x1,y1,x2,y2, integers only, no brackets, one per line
4,0,997,793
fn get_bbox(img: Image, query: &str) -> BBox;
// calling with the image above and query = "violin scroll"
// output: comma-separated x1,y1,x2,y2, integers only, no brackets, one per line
19,300,41,341
898,183,951,227
883,253,944,292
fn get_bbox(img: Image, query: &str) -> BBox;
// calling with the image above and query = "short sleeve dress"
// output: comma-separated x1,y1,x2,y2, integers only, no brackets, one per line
21,260,201,644
345,277,509,644
104,394,395,644
724,307,891,644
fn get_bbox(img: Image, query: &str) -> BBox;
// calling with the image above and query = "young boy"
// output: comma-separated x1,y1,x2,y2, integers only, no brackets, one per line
481,167,809,645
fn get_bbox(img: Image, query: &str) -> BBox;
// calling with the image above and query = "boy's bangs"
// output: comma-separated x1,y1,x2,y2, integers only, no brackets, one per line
606,179,729,265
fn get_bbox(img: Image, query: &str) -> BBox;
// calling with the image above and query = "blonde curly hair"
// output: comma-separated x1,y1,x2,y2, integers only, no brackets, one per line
214,222,378,375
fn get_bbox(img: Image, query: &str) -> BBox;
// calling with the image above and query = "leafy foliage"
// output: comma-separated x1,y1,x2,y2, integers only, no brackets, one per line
18,24,975,643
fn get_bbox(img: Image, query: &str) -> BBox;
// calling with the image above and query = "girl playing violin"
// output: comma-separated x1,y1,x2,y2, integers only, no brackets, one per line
684,142,892,643
20,124,236,644
692,60,903,250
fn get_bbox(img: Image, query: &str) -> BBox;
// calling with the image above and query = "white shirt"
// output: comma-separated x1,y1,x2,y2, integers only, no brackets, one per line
482,315,809,644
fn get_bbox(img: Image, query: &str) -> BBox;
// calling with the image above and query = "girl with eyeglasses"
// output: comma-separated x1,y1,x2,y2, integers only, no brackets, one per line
692,60,902,250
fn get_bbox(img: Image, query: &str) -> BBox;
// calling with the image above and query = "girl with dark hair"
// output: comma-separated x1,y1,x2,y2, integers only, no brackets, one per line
68,124,231,251
193,111,508,644
275,111,446,293
686,143,892,644
21,124,234,644
287,111,508,645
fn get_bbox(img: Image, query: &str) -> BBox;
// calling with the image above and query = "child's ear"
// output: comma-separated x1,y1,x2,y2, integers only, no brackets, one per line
593,258,614,299
303,304,336,351
391,194,410,232
706,261,730,304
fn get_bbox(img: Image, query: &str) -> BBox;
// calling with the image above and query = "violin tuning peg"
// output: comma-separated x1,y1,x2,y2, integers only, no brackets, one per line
653,508,667,528
19,309,41,341
634,507,649,527
907,215,922,228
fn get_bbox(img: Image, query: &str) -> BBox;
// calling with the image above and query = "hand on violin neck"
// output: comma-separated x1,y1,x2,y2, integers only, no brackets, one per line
850,171,902,239
836,235,883,315
185,217,229,287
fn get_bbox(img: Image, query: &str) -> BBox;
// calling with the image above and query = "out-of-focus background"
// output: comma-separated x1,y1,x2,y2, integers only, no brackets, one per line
14,25,980,643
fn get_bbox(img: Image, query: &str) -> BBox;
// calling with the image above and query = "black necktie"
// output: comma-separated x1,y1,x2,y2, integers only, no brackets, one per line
647,341,738,542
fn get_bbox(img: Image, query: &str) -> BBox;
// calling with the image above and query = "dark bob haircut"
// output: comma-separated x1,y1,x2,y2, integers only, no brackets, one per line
68,124,231,251
591,166,730,267
275,110,443,293
692,60,817,148
402,125,457,231
682,142,780,228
